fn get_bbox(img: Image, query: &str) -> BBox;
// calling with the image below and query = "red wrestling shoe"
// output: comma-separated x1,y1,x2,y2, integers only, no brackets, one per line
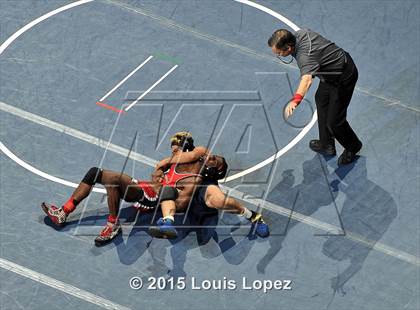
41,202,68,227
94,221,122,246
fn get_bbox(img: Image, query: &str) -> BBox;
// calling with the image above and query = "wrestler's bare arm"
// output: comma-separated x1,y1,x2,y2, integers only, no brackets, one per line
155,158,172,171
154,147,209,172
169,146,209,164
151,169,164,184
154,146,210,173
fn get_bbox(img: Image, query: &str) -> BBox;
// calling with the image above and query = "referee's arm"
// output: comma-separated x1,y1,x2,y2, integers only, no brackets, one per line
285,74,313,118
296,74,313,96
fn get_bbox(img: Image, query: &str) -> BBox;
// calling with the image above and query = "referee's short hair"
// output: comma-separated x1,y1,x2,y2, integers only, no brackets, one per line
268,29,296,50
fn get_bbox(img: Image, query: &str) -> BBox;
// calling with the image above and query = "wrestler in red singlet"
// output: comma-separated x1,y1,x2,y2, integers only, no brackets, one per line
162,163,202,188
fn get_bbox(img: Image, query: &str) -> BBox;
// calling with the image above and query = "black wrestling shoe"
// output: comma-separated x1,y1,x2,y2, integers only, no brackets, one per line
309,140,336,156
338,141,362,165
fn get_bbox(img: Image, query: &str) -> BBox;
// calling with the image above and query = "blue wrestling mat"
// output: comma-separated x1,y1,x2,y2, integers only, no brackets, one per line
1,1,419,309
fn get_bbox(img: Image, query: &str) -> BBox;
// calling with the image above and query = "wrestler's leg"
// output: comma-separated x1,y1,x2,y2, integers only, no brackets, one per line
93,170,144,246
42,167,105,225
204,185,269,238
99,170,142,217
63,168,139,214
42,167,142,227
148,187,179,239
61,167,104,214
161,200,176,219
204,185,247,215
158,186,179,221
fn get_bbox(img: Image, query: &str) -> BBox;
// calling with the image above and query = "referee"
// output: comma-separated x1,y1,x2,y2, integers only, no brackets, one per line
268,29,362,165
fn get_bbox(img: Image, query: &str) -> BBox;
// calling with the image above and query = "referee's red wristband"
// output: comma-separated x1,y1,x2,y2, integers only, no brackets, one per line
292,93,303,105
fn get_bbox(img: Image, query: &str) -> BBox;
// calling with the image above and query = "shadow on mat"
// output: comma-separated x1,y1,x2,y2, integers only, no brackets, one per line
257,154,339,274
322,156,397,295
42,204,257,279
113,208,257,279
256,155,397,295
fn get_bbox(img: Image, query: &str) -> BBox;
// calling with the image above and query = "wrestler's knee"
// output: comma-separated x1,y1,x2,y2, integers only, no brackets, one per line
82,167,103,185
160,186,179,202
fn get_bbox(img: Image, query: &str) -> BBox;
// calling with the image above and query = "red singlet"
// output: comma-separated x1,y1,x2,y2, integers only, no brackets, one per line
162,164,201,187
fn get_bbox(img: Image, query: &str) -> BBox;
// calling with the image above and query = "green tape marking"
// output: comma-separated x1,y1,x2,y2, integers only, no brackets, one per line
153,52,182,65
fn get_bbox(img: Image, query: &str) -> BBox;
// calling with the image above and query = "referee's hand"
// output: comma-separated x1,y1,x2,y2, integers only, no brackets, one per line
284,101,298,118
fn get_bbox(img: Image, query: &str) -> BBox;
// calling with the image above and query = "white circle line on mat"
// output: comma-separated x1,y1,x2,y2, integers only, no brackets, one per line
0,0,316,186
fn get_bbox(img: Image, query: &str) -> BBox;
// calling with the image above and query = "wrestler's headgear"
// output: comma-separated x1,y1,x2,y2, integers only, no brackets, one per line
202,156,228,181
170,131,195,152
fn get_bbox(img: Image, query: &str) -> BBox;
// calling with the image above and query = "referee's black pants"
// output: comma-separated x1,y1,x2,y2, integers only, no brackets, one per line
314,53,361,152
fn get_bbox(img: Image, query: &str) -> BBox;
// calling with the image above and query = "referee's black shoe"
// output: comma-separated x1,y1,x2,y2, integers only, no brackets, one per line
338,141,362,166
309,140,336,156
